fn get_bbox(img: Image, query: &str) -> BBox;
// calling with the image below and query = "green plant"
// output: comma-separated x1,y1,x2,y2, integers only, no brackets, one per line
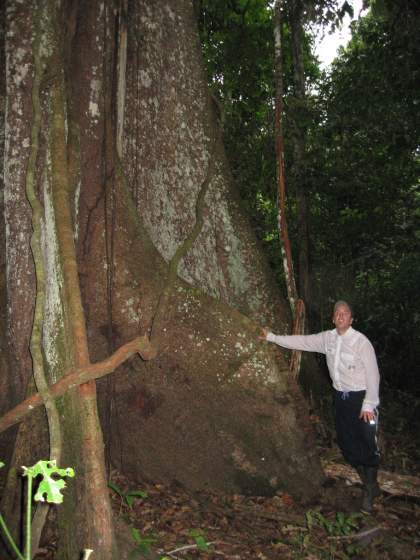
278,510,364,559
129,527,157,558
189,529,210,552
0,459,75,560
302,509,364,558
306,510,362,537
108,480,148,511
128,527,212,559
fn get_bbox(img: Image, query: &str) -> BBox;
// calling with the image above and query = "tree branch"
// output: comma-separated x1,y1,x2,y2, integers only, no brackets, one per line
0,336,156,434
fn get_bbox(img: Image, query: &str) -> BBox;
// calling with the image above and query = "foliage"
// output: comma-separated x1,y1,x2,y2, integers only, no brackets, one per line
197,0,325,294
22,460,75,504
0,460,74,560
305,509,362,536
311,5,420,390
129,527,157,558
188,528,210,552
279,509,363,558
197,0,278,233
108,480,148,511
198,0,420,395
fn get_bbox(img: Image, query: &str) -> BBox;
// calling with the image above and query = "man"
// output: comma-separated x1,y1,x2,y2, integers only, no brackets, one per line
260,301,381,512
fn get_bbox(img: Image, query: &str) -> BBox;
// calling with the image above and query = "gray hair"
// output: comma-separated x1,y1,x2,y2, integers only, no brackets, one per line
333,300,353,316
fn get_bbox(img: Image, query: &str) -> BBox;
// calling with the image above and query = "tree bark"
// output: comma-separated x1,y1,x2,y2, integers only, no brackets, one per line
288,0,312,317
0,1,324,557
274,0,305,376
0,337,155,434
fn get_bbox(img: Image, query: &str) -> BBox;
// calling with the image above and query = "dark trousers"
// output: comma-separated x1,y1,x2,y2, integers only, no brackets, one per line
334,389,380,468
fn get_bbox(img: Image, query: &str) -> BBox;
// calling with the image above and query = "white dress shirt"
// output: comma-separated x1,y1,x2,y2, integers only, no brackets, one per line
267,326,380,412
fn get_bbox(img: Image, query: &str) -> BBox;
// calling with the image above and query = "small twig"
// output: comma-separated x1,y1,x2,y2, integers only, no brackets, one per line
162,541,226,558
232,504,304,526
327,525,383,542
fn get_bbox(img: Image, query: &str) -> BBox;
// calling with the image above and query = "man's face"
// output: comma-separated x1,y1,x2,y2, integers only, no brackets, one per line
333,304,353,333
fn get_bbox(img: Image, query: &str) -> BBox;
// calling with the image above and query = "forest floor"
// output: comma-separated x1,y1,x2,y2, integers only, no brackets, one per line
1,399,417,560
34,392,420,560
103,434,420,560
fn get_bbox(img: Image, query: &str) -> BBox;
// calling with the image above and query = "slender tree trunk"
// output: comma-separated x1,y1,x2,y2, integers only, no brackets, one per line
274,0,298,313
1,1,41,548
273,0,304,376
46,2,117,556
288,0,312,319
2,1,118,557
0,0,11,445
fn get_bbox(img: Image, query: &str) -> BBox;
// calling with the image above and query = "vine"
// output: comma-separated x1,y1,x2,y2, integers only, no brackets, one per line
150,132,218,347
0,336,155,435
24,2,62,551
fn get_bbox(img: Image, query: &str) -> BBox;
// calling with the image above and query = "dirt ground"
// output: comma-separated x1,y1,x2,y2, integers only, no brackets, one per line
5,393,420,560
103,457,420,560
33,417,420,559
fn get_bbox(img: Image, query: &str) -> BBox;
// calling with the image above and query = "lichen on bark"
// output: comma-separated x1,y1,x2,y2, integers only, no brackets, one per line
25,2,64,546
1,4,327,558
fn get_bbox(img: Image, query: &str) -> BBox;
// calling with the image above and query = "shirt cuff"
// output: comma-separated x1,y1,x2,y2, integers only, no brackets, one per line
266,332,277,343
361,400,377,413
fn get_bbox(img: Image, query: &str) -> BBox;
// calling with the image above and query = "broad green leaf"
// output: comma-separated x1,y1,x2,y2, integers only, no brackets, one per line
22,460,75,504
189,529,209,552
131,527,142,544
108,480,124,498
194,535,209,552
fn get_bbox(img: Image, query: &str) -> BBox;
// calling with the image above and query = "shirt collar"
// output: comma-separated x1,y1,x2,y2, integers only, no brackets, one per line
333,326,354,338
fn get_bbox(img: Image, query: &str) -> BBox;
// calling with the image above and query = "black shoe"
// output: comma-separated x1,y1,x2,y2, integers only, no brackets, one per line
361,466,380,513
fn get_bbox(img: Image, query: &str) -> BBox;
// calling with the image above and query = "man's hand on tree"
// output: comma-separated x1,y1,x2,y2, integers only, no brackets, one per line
258,327,269,341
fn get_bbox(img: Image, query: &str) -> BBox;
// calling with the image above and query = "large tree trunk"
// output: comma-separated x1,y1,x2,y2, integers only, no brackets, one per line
0,1,324,557
0,0,12,456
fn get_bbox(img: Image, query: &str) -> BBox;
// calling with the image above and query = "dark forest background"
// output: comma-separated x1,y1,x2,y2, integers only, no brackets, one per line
197,0,419,469
197,0,419,420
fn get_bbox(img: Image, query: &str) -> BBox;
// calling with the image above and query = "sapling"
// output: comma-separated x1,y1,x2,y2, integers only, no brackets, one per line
108,480,147,512
0,459,74,560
